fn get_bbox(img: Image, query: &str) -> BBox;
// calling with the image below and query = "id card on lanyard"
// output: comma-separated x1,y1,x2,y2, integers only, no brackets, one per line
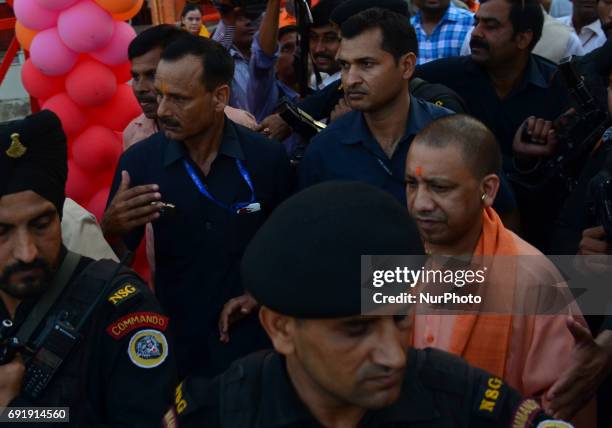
183,159,260,214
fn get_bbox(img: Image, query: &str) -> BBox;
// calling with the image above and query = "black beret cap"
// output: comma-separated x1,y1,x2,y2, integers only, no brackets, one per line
241,181,425,318
330,0,410,25
0,110,68,216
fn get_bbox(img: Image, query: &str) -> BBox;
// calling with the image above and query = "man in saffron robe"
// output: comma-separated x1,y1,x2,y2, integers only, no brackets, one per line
404,114,596,426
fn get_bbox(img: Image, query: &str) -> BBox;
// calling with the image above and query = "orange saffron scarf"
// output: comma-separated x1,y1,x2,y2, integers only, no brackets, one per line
448,207,516,378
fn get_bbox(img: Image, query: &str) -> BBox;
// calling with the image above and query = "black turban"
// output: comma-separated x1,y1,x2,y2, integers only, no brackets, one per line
0,110,68,216
241,181,425,318
330,0,410,25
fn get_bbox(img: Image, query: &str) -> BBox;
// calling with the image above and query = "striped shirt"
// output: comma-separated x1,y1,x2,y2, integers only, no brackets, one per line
411,4,474,65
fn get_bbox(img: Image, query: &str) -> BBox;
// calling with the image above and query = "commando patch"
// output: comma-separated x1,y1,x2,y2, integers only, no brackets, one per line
106,311,169,340
107,283,140,307
127,329,168,369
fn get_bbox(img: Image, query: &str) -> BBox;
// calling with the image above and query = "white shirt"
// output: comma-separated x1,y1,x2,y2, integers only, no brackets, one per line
557,16,607,53
309,71,341,90
61,198,118,262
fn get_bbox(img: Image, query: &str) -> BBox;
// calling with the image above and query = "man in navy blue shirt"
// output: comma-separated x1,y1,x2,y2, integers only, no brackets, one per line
102,35,292,379
299,7,517,216
299,8,449,199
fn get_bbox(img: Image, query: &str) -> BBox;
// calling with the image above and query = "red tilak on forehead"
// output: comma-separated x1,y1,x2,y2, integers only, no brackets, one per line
415,167,423,177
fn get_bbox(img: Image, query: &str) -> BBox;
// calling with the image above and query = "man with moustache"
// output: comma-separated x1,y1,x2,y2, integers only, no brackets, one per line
558,0,607,52
0,110,176,426
123,25,186,150
415,0,571,250
257,0,471,141
255,0,347,140
309,0,345,88
118,25,258,283
123,25,256,150
162,181,563,428
297,8,518,219
103,35,292,379
298,8,450,203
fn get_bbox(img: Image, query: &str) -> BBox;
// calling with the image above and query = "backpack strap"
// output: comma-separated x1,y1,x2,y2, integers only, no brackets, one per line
22,258,134,399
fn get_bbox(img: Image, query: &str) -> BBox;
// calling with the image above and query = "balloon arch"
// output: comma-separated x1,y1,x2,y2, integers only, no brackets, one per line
14,0,143,218
14,0,150,277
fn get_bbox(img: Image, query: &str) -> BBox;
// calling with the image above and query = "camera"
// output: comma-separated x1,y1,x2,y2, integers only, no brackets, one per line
511,57,610,193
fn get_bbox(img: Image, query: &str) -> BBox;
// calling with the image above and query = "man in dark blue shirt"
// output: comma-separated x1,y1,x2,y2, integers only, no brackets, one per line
299,7,517,215
299,9,447,195
102,35,292,379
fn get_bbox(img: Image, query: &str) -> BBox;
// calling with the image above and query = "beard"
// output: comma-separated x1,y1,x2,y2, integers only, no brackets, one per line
0,258,53,300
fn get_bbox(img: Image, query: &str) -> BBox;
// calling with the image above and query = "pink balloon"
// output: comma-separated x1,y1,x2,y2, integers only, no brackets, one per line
72,125,122,173
21,58,65,100
66,59,117,107
90,21,135,66
35,0,80,11
86,186,111,222
58,1,114,53
14,0,58,31
42,93,88,138
30,28,78,76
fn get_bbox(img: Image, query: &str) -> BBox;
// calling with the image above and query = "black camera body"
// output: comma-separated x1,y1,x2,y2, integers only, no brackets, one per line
511,57,610,193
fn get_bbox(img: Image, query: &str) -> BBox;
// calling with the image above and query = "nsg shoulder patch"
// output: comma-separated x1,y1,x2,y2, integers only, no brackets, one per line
474,376,507,420
107,282,141,308
175,381,189,415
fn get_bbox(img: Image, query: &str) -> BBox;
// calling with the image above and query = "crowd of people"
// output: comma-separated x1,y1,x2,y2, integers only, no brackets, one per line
1,0,612,426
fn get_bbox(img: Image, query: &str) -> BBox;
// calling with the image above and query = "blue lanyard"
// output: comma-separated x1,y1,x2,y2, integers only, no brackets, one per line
183,158,256,213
